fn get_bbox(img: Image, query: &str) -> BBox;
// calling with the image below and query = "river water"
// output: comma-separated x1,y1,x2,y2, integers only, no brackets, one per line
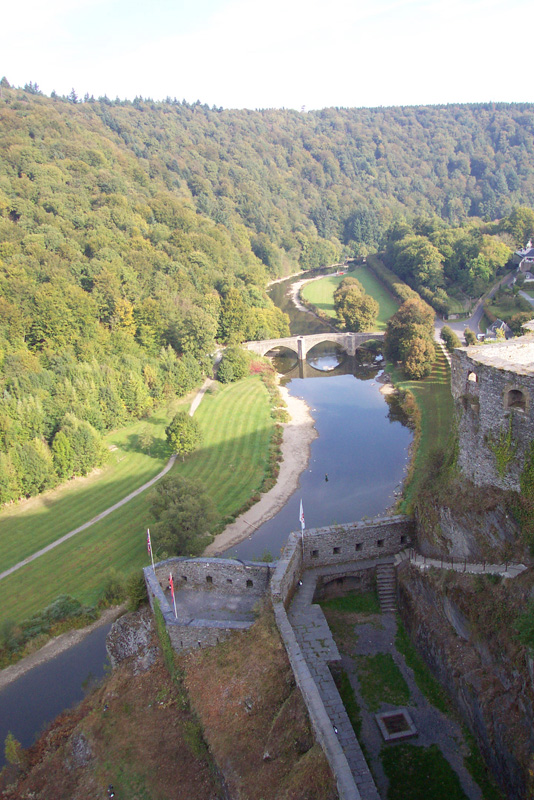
225,274,411,558
0,623,111,768
0,271,410,762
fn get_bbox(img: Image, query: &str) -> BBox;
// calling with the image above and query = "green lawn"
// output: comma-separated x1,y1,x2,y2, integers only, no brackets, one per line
388,347,454,511
0,396,188,574
355,652,411,711
320,589,380,614
381,743,468,800
0,378,274,623
301,267,399,329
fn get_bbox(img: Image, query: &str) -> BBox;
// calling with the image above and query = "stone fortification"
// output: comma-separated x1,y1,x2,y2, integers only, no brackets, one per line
301,515,414,569
144,557,272,652
451,331,534,491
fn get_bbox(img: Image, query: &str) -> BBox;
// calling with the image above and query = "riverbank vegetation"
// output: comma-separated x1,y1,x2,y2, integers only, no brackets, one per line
387,347,453,512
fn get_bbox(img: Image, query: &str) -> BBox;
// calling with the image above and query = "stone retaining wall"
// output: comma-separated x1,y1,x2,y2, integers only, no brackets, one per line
301,515,414,568
152,556,271,597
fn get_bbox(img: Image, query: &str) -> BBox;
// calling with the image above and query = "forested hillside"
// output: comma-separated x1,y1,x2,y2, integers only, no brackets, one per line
2,80,534,503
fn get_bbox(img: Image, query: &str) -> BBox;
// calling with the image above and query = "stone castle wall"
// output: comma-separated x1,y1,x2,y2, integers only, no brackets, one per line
451,340,534,491
144,557,272,652
301,515,414,569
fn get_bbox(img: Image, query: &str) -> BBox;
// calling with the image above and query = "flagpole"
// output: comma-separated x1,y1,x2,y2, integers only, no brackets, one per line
147,528,155,572
169,572,177,619
299,499,305,556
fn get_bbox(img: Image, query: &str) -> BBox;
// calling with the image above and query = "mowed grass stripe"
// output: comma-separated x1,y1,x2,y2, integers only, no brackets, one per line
301,266,399,329
391,348,454,511
0,398,189,572
0,378,274,623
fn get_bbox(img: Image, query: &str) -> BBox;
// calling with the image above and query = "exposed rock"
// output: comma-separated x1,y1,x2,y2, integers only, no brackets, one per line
106,607,157,673
398,564,534,800
66,732,92,770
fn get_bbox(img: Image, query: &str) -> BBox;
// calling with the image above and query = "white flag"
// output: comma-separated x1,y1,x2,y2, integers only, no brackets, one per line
299,499,305,531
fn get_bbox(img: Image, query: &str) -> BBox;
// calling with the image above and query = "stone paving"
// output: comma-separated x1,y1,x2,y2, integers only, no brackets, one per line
346,615,484,800
289,572,381,800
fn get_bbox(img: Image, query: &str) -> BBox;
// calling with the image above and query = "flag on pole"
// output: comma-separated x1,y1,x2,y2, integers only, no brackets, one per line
147,528,155,572
169,571,177,618
299,499,305,531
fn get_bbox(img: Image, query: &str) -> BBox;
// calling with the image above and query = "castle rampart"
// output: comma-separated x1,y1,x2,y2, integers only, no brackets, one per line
451,332,534,490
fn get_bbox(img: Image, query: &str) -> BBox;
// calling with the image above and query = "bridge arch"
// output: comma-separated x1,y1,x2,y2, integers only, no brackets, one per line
245,332,385,362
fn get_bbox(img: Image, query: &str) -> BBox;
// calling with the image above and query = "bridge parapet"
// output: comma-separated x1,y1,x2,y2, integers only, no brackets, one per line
245,332,384,361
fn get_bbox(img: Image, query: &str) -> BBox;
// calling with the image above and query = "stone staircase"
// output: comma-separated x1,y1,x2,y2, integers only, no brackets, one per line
376,562,397,613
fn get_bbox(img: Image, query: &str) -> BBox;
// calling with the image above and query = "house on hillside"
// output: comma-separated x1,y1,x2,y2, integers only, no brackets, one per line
513,241,534,271
486,318,512,340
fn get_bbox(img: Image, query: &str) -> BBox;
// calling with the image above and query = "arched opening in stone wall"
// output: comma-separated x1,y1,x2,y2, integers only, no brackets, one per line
467,371,478,383
505,389,527,411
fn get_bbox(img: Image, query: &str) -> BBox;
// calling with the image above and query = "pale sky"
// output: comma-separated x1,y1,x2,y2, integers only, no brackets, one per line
3,0,533,109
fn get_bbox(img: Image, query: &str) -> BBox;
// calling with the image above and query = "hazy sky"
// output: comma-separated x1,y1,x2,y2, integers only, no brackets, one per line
4,0,533,109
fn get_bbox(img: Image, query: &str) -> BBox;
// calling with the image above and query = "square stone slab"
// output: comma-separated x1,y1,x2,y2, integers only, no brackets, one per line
375,709,417,742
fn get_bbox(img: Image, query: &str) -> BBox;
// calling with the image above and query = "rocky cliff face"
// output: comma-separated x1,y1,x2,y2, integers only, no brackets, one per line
398,564,534,800
416,480,525,563
106,607,157,673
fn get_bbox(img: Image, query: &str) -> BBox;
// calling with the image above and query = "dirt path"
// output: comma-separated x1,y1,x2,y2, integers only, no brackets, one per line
0,605,125,690
204,386,317,555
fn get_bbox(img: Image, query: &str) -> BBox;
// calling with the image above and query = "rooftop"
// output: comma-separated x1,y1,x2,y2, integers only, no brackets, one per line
461,332,534,375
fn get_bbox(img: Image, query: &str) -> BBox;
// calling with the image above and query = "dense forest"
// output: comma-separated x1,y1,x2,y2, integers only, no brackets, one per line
2,78,534,503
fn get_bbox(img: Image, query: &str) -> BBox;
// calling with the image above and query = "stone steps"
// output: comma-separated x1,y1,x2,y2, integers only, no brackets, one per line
376,563,397,613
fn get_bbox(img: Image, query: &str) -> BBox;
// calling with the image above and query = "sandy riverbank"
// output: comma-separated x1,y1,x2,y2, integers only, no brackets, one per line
0,605,125,690
204,386,318,555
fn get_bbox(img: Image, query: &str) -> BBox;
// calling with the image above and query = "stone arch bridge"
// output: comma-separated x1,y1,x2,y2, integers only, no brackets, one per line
245,331,385,361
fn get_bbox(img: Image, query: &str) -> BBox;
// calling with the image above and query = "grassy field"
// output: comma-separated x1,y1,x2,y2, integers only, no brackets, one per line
388,346,454,512
301,267,399,329
0,396,189,574
0,378,274,623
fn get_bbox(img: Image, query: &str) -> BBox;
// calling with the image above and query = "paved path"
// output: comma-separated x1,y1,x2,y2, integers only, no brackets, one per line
0,454,178,582
0,372,218,584
289,571,380,799
395,548,528,578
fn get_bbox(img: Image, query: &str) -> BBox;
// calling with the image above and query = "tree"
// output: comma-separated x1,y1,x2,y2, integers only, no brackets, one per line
336,287,379,331
404,336,435,379
440,325,461,353
217,346,250,383
4,732,23,766
385,297,435,362
150,474,217,556
165,412,202,459
464,328,477,345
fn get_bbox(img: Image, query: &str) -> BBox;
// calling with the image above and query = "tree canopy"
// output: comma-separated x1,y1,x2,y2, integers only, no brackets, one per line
150,474,217,556
165,412,202,460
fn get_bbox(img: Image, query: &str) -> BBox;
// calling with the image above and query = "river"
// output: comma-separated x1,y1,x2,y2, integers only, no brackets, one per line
225,273,411,559
0,270,411,763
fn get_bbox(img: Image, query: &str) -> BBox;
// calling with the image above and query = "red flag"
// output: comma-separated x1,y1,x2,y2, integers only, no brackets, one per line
147,529,152,555
169,572,175,600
